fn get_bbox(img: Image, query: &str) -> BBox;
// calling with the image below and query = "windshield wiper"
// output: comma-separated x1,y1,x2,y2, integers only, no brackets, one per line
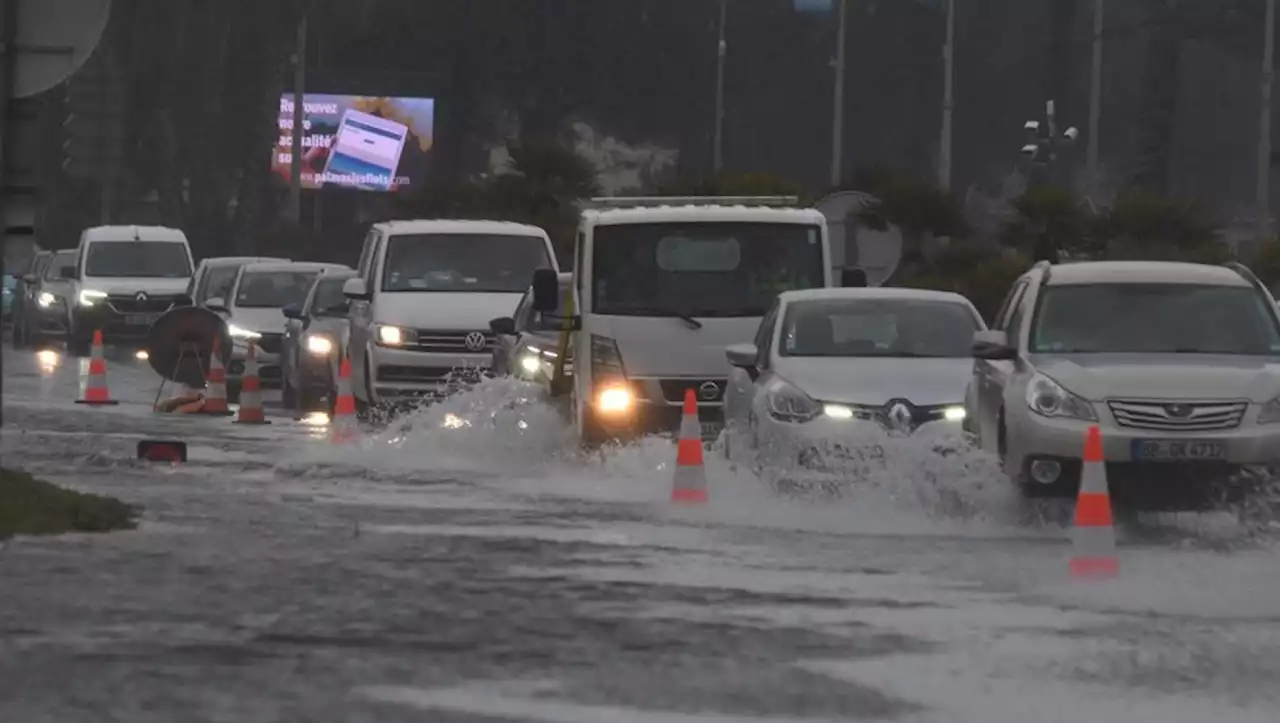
623,307,703,329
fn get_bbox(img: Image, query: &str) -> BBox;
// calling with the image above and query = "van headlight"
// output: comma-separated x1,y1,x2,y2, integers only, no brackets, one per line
77,289,107,306
1025,373,1096,421
376,324,416,346
227,323,261,340
306,335,333,355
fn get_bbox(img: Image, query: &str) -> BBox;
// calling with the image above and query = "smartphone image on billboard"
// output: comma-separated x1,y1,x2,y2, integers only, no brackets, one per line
320,108,410,192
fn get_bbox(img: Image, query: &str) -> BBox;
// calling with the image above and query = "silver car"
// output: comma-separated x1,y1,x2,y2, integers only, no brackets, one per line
281,269,356,412
967,260,1280,507
489,272,575,382
723,288,984,479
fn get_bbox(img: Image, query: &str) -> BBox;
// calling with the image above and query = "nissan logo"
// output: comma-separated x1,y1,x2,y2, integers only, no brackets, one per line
463,331,487,352
697,381,722,401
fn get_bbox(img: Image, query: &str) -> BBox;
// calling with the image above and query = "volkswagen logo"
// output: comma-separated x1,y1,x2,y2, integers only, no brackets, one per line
886,401,914,432
135,291,147,301
463,331,488,352
1164,403,1193,418
697,381,722,402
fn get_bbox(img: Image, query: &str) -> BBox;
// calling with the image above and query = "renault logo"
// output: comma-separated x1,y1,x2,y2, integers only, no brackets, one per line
463,332,487,351
135,292,147,301
697,381,722,401
887,402,913,432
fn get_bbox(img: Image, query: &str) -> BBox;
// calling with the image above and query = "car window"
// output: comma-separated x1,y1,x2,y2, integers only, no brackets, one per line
778,298,981,358
512,289,534,332
32,253,52,278
994,279,1028,331
1030,283,1280,355
309,276,351,315
756,301,781,369
235,271,320,308
44,252,76,280
199,264,244,304
1002,285,1030,343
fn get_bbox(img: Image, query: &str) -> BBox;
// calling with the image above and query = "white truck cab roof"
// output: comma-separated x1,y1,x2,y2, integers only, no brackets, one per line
373,219,551,238
582,204,825,228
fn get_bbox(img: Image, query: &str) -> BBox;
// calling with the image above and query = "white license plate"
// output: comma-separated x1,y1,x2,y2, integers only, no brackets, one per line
124,313,160,326
1131,439,1226,461
700,422,723,439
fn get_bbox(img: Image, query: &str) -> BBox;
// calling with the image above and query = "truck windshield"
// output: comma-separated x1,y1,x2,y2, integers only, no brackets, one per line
592,222,825,317
84,242,192,278
381,234,552,293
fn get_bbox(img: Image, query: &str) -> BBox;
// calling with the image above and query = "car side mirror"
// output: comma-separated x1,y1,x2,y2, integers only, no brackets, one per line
22,274,37,284
282,304,303,320
530,268,559,312
59,265,76,280
205,297,228,313
972,330,1017,360
489,316,517,336
840,267,868,288
343,277,371,301
726,342,760,381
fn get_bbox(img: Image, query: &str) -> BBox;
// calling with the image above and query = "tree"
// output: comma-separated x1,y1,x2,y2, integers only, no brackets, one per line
1092,188,1229,262
657,172,804,199
848,166,969,266
1001,185,1095,261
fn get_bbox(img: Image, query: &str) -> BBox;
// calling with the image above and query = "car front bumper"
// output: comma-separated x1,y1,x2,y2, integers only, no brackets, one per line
369,346,492,400
750,414,968,475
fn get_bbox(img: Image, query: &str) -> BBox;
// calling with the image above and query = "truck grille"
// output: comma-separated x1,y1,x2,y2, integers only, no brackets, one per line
105,294,182,315
407,330,495,354
1107,399,1248,432
659,378,727,404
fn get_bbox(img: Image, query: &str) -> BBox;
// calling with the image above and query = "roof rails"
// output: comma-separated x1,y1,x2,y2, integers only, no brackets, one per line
583,195,801,209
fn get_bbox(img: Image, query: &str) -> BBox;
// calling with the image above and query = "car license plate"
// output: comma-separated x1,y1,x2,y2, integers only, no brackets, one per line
125,313,160,326
1130,439,1226,461
700,421,723,439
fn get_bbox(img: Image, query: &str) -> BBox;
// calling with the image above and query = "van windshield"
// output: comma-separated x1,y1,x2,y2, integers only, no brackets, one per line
592,222,825,317
381,234,552,293
84,241,192,278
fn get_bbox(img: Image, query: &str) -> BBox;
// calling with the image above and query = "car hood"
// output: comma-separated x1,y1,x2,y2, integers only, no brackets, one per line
776,357,973,407
590,315,761,378
1030,353,1280,402
79,277,190,295
374,292,522,331
227,307,291,335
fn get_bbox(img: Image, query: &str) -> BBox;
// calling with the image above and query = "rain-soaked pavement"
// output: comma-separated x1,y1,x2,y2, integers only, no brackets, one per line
2,344,1280,723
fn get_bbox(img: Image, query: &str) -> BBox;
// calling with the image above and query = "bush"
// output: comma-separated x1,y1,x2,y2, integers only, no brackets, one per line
895,241,1033,323
0,467,138,540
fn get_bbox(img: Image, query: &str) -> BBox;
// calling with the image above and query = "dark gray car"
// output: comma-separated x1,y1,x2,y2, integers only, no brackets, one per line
281,269,355,412
489,273,575,382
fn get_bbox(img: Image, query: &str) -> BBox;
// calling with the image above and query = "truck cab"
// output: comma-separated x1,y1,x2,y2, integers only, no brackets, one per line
531,196,852,446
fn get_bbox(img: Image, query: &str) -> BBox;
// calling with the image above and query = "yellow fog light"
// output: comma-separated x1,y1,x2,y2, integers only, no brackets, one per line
596,385,634,415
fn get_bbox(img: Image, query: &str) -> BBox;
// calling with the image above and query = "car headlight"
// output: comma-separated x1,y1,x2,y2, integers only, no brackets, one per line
1025,372,1096,421
227,323,262,340
1258,396,1280,424
595,384,634,416
519,354,542,375
943,405,966,422
77,289,107,306
38,291,60,308
306,335,333,355
822,404,855,420
766,380,821,423
376,324,415,346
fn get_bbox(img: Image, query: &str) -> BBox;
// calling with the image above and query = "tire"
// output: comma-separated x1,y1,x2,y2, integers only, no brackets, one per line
281,376,297,410
298,384,323,412
226,380,242,404
69,329,92,357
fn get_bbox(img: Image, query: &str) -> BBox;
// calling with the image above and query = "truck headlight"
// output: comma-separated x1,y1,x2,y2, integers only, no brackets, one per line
1025,373,1096,421
77,289,107,306
227,323,261,340
376,324,415,346
595,384,634,416
306,335,333,355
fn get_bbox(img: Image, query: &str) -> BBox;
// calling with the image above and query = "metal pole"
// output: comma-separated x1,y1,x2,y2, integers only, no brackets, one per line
938,0,955,189
712,0,727,174
289,12,307,225
1085,0,1104,192
1255,0,1276,257
830,0,848,187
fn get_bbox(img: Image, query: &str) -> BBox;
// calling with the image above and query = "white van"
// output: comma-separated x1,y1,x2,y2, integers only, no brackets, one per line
343,219,559,407
528,197,854,446
62,225,194,355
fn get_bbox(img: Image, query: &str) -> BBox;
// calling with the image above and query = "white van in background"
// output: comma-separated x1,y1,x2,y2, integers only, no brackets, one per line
63,225,194,355
528,196,856,446
343,219,559,408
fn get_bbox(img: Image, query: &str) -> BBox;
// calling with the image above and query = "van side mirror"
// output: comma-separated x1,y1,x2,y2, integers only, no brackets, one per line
59,265,76,280
489,316,517,336
726,343,760,381
840,267,868,288
972,330,1016,360
531,268,559,312
343,277,370,300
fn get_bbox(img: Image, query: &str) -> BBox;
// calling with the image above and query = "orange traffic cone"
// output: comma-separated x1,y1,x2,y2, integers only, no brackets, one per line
1070,425,1118,579
76,330,119,406
331,355,358,444
202,336,234,416
671,388,708,505
233,342,270,425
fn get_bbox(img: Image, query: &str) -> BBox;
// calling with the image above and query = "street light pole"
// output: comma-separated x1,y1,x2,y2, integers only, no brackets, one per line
288,12,307,226
1085,0,1104,192
1254,0,1276,258
830,0,848,187
712,0,727,175
938,0,955,189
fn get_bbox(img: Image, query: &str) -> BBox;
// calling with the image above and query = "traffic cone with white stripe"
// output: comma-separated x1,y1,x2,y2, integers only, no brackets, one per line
330,355,358,444
671,389,708,505
233,342,270,425
202,336,234,416
76,330,119,406
1070,425,1118,579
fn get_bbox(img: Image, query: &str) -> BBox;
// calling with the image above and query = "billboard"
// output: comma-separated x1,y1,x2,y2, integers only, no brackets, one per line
273,93,435,193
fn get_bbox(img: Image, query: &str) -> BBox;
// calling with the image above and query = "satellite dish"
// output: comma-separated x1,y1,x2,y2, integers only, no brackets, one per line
815,190,903,288
13,0,112,98
147,307,232,389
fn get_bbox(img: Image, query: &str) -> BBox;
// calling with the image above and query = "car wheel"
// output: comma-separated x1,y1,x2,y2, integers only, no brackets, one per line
69,329,91,357
226,380,242,404
298,385,322,412
281,376,297,410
